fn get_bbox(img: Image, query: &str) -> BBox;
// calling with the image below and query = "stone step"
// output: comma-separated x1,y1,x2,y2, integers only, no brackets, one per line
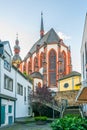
63,108,81,117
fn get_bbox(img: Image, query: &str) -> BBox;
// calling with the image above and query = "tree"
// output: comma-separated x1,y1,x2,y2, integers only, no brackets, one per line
31,85,53,116
35,85,53,103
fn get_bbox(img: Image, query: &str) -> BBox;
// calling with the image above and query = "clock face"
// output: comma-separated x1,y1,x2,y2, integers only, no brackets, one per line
64,83,69,88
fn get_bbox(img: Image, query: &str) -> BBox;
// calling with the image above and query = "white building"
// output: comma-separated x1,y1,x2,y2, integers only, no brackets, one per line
76,14,87,113
0,41,32,127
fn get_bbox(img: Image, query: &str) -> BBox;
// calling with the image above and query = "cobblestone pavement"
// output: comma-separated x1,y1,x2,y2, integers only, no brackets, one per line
0,123,52,130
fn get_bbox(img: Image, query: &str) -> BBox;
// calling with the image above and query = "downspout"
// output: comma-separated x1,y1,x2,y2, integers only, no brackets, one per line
14,68,17,122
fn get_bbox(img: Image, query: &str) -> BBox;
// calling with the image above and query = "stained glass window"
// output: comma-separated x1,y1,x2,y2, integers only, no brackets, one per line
49,72,56,84
40,52,43,68
49,50,56,70
49,50,56,85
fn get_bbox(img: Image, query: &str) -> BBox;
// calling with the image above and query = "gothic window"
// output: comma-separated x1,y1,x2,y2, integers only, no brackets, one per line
49,50,56,70
34,57,38,71
28,61,32,74
23,62,26,73
40,52,44,68
62,51,66,74
49,49,56,86
49,72,56,85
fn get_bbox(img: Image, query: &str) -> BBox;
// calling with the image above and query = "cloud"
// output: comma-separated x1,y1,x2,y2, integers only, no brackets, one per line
58,32,71,40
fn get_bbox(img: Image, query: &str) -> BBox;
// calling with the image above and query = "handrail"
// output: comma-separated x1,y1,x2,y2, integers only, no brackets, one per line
31,98,61,112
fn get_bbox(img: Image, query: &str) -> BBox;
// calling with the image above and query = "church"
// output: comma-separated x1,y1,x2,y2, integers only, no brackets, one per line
13,13,72,92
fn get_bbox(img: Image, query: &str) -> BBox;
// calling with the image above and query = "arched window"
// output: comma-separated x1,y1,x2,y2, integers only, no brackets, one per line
49,49,56,86
38,82,41,88
23,62,26,73
34,57,38,71
28,61,32,74
62,51,66,75
40,52,44,68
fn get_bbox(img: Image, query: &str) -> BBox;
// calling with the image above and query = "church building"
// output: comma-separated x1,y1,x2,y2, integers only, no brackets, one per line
19,13,72,91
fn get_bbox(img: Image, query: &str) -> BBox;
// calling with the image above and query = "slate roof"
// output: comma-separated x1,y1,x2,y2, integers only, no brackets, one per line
24,28,60,60
0,41,13,55
30,72,43,79
58,71,81,81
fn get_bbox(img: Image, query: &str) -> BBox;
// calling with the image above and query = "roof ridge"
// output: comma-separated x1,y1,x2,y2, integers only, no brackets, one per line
46,28,60,43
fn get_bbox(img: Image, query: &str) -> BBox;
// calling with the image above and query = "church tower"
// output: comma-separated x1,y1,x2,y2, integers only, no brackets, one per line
40,12,44,38
12,34,22,67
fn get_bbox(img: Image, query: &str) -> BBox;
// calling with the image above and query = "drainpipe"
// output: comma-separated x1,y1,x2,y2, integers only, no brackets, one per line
14,67,17,121
15,69,17,98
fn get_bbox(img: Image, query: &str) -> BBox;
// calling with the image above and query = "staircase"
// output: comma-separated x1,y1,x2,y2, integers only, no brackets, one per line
62,106,81,117
32,98,61,112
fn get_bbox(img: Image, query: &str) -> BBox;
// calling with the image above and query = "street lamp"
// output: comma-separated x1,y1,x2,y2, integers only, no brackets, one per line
51,91,56,120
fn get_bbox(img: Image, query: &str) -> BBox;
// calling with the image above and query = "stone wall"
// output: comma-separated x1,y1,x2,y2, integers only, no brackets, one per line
55,90,81,106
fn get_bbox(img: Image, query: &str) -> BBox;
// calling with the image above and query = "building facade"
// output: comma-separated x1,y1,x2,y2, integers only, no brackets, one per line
56,71,81,106
19,13,72,91
76,13,87,101
58,71,81,92
0,41,32,127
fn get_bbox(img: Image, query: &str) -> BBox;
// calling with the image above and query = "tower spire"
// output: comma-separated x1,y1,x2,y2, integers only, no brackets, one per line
40,12,44,38
15,33,19,45
12,34,22,67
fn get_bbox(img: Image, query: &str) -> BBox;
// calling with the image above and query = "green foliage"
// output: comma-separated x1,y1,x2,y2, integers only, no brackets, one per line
28,74,33,84
51,115,87,130
64,114,81,118
34,116,48,121
23,72,33,84
32,85,53,116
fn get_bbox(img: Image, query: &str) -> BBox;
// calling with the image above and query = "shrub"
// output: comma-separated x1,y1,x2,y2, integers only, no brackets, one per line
34,116,47,121
51,115,87,130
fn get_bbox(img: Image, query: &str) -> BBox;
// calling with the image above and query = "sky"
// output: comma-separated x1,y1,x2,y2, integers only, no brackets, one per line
0,0,87,73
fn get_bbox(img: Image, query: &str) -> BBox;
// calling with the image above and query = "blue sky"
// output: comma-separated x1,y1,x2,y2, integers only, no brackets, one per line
0,0,87,72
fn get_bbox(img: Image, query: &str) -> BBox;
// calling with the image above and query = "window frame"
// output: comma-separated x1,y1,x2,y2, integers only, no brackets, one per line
4,74,13,91
17,83,23,96
8,105,12,113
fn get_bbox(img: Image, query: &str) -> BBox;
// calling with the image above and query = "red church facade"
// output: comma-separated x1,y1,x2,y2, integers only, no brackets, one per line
19,13,72,91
